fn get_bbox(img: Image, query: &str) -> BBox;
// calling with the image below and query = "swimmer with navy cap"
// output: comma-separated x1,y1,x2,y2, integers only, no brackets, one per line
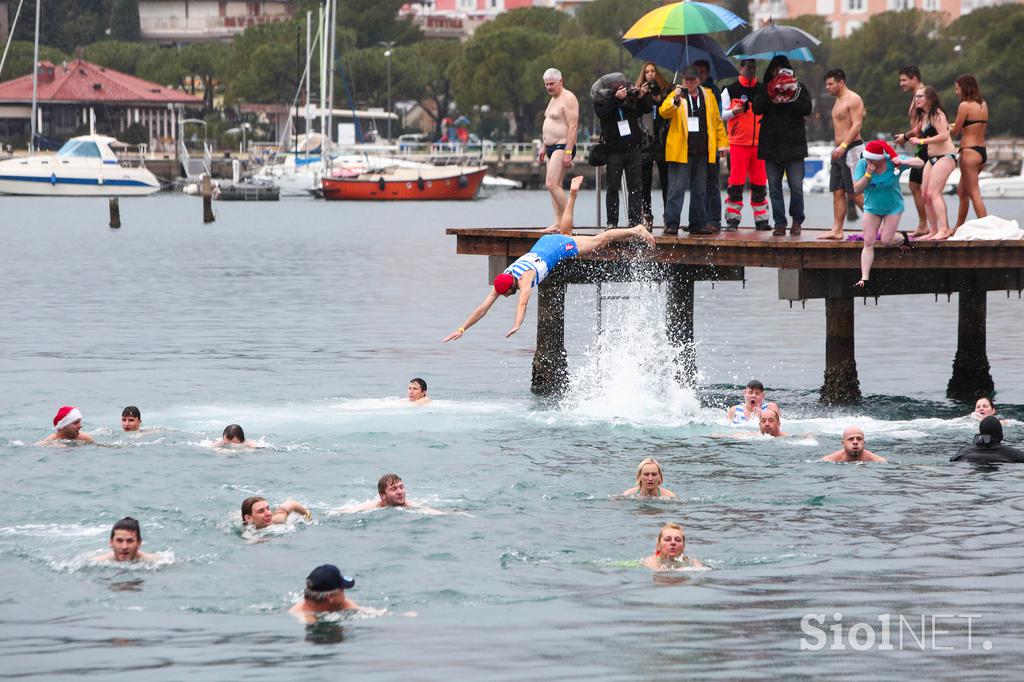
289,565,365,619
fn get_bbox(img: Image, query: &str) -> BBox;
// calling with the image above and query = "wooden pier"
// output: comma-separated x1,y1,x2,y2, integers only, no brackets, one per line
447,226,1024,404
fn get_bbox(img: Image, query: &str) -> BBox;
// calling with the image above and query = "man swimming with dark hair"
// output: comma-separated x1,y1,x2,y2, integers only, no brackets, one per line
121,406,142,432
96,516,157,563
408,378,431,405
211,424,258,448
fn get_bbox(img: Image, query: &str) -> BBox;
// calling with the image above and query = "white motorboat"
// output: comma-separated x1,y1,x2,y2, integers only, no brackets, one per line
979,163,1024,199
0,135,161,196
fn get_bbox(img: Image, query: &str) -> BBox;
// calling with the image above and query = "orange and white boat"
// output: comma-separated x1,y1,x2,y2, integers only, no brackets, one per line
321,165,488,201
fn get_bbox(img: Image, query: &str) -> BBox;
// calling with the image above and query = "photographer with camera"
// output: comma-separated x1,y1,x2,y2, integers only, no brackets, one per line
592,72,646,228
657,66,728,236
721,59,769,232
634,63,671,229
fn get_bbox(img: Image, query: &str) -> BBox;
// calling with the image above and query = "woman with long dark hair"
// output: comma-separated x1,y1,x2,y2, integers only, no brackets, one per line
635,62,671,227
950,74,989,228
909,86,958,240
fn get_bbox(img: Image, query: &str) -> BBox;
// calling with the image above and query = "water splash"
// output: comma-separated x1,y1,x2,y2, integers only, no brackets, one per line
557,280,703,426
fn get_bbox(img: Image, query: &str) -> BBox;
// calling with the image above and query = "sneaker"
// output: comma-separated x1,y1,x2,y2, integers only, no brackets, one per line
791,222,802,235
755,220,771,231
604,223,619,231
663,226,679,236
725,218,740,231
772,224,787,236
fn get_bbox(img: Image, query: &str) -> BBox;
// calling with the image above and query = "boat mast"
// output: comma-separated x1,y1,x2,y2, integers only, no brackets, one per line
305,10,312,153
319,2,327,170
29,0,40,151
327,0,337,160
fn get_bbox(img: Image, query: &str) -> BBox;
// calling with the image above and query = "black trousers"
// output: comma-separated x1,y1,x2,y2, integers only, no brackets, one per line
640,152,668,223
605,148,643,227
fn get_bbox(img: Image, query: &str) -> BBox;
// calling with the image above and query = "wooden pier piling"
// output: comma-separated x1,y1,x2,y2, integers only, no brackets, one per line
108,198,120,229
947,286,994,401
451,227,1024,404
821,297,860,404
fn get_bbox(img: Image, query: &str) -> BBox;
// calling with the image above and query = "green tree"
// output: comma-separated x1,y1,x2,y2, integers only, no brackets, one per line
179,42,229,113
222,21,304,105
109,0,141,42
83,41,149,75
336,0,421,48
449,27,551,141
473,6,572,38
0,41,65,79
13,0,107,52
576,0,661,41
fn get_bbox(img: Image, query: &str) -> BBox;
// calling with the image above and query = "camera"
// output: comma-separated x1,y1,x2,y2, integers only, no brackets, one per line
647,82,661,97
626,86,642,98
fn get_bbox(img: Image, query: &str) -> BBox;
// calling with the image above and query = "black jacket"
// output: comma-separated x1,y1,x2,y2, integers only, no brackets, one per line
951,442,1024,464
752,82,812,163
594,95,645,153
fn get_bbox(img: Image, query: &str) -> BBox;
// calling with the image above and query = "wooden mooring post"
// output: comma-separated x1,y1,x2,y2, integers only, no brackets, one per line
202,174,215,223
108,198,120,229
821,297,861,404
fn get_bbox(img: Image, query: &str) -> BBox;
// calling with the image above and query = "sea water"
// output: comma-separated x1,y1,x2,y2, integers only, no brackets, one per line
2,191,1024,679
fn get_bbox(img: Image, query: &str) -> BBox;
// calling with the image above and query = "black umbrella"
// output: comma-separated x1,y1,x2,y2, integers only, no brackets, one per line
727,21,821,58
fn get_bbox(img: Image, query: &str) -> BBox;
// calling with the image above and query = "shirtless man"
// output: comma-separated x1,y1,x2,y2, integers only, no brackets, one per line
727,380,780,425
819,69,865,241
445,176,654,342
758,407,788,438
821,426,886,462
121,406,142,432
336,473,444,515
241,496,311,529
289,564,372,619
541,68,580,231
37,406,95,445
211,424,258,448
407,377,431,405
95,517,157,563
894,66,928,236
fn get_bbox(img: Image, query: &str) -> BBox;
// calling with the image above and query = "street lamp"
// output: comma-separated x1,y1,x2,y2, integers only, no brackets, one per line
384,49,392,141
380,41,396,142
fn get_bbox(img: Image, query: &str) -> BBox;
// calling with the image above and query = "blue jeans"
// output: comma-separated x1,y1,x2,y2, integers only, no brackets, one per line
664,157,708,228
765,159,805,227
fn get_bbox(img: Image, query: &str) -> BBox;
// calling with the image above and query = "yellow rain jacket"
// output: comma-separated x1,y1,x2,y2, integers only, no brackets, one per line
658,86,729,164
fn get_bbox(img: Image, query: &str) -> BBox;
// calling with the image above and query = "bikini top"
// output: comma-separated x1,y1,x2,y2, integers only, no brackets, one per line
962,119,988,127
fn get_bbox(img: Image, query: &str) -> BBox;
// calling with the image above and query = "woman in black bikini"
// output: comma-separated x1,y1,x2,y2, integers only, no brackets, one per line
950,74,989,228
909,86,958,240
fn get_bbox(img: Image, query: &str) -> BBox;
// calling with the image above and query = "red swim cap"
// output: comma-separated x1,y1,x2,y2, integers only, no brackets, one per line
493,273,515,294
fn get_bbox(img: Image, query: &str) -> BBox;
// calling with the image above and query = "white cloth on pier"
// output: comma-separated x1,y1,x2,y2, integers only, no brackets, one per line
948,216,1023,241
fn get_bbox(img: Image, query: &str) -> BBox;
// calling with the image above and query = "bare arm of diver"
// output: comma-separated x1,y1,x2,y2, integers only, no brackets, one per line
445,289,501,342
506,270,536,337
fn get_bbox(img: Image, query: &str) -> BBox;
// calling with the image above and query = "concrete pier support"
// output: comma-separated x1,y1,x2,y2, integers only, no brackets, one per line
665,275,695,382
821,297,861,404
947,288,994,401
531,279,569,396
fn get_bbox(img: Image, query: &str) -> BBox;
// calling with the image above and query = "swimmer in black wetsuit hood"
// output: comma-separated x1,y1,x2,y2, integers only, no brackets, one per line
951,416,1024,464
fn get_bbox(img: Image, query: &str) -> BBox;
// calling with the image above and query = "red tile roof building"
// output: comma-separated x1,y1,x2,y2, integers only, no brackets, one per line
0,59,202,148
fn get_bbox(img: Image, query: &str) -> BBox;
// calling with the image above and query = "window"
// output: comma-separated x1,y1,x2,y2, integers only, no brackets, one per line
922,0,939,9
889,0,914,9
844,0,865,13
816,0,834,13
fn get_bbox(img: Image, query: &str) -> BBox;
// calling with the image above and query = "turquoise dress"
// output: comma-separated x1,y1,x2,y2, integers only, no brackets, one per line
853,157,910,217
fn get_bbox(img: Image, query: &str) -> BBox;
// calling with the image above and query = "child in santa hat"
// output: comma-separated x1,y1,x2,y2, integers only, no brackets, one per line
852,139,925,289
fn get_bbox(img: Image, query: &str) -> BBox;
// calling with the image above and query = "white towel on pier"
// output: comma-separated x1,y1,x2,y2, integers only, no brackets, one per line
948,216,1024,241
